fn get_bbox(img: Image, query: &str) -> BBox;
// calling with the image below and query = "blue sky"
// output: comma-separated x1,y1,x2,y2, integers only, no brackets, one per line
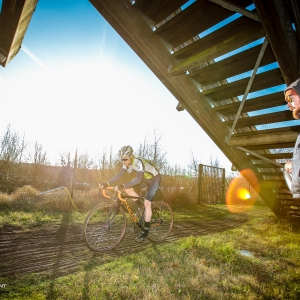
1,0,288,171
0,0,233,170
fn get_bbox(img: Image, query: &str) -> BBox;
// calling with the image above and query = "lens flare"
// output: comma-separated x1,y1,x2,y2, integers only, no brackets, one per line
237,188,251,200
226,169,259,213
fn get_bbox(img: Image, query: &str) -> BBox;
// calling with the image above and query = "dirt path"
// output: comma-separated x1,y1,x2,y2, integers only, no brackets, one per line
0,211,257,278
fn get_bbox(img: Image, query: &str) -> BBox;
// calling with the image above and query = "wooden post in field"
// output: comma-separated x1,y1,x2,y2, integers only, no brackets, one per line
70,149,78,199
222,168,225,204
198,164,203,204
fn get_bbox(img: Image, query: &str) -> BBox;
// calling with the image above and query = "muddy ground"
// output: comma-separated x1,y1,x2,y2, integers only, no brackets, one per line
0,209,264,279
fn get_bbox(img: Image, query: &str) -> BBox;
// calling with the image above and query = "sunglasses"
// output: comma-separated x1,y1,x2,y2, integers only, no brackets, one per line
120,158,129,162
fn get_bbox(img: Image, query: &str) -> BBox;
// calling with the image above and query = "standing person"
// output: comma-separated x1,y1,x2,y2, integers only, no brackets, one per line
284,78,300,198
99,145,161,242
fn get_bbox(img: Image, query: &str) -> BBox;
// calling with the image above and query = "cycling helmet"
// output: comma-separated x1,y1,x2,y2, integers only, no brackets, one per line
118,145,133,158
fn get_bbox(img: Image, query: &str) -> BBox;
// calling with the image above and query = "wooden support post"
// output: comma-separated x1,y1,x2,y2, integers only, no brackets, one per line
198,164,203,204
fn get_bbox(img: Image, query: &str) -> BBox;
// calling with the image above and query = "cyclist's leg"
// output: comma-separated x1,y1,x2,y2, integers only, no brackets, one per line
144,174,161,221
136,175,161,242
123,187,140,198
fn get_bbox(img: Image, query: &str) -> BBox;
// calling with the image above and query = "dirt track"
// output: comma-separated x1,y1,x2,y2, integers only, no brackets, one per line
0,210,258,278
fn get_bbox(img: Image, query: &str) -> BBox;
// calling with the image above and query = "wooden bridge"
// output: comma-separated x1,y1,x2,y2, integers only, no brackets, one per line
1,0,300,217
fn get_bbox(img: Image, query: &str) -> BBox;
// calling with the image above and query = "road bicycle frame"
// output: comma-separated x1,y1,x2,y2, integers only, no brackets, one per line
102,187,143,225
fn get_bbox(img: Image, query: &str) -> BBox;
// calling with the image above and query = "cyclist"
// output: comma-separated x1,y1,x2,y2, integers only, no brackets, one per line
99,145,161,242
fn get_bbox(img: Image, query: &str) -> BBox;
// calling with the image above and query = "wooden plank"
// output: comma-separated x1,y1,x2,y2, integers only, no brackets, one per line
189,44,276,85
259,180,287,190
173,17,265,61
253,0,300,85
213,92,285,115
202,68,284,102
224,110,293,129
245,143,295,151
228,131,298,147
133,0,187,24
281,200,300,205
252,163,284,168
249,153,293,160
170,19,265,75
0,0,38,67
208,0,260,22
154,0,252,48
232,125,300,137
260,171,286,175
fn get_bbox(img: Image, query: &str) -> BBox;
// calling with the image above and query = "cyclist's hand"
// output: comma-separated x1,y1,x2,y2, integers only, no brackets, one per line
99,182,109,190
114,184,125,192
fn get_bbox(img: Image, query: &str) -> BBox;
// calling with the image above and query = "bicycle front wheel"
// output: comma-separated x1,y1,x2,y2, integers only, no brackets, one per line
148,201,173,243
83,202,127,252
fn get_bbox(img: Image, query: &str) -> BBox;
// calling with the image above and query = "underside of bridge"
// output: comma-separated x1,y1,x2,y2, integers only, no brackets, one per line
1,0,300,217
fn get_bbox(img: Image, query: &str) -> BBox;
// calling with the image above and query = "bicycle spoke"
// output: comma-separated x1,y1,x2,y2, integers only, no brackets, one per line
83,203,127,252
148,201,173,243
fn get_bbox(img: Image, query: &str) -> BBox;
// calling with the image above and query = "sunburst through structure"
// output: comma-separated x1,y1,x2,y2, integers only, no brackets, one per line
226,169,260,213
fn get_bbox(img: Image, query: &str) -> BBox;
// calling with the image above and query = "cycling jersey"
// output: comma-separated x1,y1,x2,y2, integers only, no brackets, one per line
108,156,160,201
124,156,159,179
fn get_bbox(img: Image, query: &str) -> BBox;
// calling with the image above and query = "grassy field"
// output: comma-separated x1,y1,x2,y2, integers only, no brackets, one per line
1,205,300,299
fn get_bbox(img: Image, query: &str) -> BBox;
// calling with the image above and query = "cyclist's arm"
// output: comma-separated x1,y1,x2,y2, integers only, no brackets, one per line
108,168,127,185
124,170,144,189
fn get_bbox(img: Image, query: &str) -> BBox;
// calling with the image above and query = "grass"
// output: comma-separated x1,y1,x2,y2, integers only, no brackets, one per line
1,204,300,299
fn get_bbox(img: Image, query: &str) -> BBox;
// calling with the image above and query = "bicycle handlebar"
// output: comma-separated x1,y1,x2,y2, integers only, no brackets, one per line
102,186,127,202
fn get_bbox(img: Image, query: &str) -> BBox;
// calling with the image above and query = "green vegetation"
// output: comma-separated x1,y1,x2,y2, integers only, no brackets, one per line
1,205,300,299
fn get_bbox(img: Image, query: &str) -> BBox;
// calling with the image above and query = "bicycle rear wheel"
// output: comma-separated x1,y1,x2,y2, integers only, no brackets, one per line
148,201,173,243
83,202,127,252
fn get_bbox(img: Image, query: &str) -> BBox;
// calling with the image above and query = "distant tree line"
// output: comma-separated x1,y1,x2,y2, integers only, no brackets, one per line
0,125,226,205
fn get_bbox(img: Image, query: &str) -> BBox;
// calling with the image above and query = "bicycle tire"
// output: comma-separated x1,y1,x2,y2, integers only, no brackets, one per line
147,201,173,243
83,202,127,252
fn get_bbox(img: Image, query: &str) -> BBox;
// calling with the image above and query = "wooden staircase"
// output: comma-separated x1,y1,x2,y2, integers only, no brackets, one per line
89,0,300,217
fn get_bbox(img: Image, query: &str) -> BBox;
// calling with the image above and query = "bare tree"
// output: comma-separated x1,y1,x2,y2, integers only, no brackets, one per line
187,151,202,177
27,142,49,188
137,130,168,171
0,125,26,165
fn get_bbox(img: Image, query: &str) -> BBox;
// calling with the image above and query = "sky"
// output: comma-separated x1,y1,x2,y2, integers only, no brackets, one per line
0,0,285,172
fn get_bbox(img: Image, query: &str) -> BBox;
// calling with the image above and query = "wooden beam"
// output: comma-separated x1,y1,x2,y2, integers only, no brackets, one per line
232,125,300,137
208,0,260,22
133,0,187,24
245,142,295,151
154,0,252,48
190,43,276,86
173,9,261,60
253,0,300,84
249,153,293,160
203,68,284,102
228,131,298,147
260,180,287,190
0,0,38,67
224,110,293,129
281,200,300,206
214,92,285,115
169,17,264,75
260,171,285,176
236,147,285,168
226,38,269,142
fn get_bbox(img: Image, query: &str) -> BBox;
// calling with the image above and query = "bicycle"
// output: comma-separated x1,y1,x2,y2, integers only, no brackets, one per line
83,186,173,252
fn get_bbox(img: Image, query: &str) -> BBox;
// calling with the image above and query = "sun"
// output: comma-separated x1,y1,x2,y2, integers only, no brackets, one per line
226,169,259,213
